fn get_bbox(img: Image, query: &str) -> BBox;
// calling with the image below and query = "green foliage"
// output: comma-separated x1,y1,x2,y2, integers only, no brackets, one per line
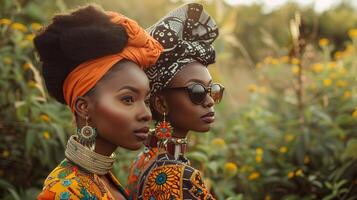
189,28,357,199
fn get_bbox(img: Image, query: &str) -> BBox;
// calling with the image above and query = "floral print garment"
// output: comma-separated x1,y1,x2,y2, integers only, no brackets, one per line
127,147,159,200
37,159,128,200
135,153,215,200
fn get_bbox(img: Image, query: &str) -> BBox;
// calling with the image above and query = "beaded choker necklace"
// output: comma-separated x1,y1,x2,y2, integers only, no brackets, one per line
166,137,188,159
65,135,116,175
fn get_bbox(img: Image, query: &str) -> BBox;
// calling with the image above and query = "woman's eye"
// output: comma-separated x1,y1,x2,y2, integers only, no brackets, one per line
121,96,134,104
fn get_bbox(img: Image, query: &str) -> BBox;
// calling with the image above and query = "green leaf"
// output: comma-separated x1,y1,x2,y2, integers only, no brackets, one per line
186,151,209,163
342,139,357,160
52,123,67,148
25,130,36,154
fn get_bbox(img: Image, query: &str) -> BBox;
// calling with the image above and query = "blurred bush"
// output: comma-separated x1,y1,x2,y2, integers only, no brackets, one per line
189,16,357,199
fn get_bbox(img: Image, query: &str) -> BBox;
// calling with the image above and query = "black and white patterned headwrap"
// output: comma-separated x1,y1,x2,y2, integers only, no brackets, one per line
145,3,219,95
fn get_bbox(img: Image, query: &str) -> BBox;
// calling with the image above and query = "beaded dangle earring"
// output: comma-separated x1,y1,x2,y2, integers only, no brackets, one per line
155,112,173,149
77,116,97,151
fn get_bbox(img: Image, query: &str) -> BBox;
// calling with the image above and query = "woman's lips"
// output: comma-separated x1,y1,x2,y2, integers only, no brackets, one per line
133,127,150,141
201,112,215,123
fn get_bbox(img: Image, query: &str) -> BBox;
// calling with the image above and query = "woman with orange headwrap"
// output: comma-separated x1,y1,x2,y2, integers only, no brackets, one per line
34,5,162,200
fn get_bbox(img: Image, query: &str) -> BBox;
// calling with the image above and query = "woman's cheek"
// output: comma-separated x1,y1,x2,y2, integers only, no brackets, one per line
96,97,133,134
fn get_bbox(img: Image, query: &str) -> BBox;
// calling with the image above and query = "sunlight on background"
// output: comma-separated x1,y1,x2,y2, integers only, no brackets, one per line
225,0,357,12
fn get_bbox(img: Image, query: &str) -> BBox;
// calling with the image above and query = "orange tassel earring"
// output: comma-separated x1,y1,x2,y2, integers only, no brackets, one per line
155,112,172,140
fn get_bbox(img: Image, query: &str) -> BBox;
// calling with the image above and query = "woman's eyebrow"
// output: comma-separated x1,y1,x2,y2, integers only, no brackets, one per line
185,78,212,85
116,85,140,94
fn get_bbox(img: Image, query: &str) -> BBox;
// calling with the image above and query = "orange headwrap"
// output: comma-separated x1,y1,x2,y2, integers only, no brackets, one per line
63,11,163,113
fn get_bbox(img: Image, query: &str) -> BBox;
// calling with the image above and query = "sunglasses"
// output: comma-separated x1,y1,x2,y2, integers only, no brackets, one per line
166,83,224,105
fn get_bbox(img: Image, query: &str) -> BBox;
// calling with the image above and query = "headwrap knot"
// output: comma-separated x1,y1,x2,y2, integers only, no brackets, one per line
63,11,163,113
145,3,219,95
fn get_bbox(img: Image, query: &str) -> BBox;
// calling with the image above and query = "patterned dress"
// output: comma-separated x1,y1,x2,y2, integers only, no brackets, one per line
37,159,128,200
136,153,215,200
127,139,215,200
127,146,159,200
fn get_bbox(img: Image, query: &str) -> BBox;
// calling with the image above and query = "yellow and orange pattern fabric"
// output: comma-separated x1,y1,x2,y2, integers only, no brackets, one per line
37,159,128,200
134,153,215,200
126,147,158,200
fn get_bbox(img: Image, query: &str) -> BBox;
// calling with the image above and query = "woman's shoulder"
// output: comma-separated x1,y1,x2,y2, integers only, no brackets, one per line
137,153,215,200
37,159,107,200
127,147,158,199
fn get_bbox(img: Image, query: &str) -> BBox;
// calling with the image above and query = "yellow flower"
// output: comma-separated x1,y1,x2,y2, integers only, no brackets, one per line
25,34,35,41
256,148,264,155
40,114,50,122
284,134,295,142
287,171,295,179
11,22,28,32
348,28,357,39
224,162,238,177
291,58,300,65
336,80,347,87
280,56,289,63
2,150,10,158
263,56,273,64
343,91,351,99
211,138,226,148
0,18,11,25
345,44,354,53
3,57,12,65
30,23,42,31
304,155,310,164
352,108,357,118
43,131,51,140
328,62,337,69
319,38,329,47
335,51,343,59
255,155,263,163
248,171,260,180
312,63,324,73
271,58,279,65
259,86,268,94
295,169,303,176
323,79,332,87
248,84,258,93
28,80,37,88
23,63,31,70
292,65,300,75
279,146,288,154
265,195,271,200
256,62,263,69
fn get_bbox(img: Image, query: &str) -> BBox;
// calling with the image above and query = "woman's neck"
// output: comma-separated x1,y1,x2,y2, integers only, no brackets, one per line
94,136,117,156
172,127,188,139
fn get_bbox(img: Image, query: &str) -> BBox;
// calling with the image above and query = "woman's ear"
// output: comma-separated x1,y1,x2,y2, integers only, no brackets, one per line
74,96,91,119
153,94,168,115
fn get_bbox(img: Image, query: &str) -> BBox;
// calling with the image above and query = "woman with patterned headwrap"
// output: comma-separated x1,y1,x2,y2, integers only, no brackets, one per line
34,4,162,200
126,3,223,199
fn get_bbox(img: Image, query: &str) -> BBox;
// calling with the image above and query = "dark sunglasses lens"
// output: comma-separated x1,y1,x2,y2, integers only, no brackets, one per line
210,84,223,103
189,84,206,104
